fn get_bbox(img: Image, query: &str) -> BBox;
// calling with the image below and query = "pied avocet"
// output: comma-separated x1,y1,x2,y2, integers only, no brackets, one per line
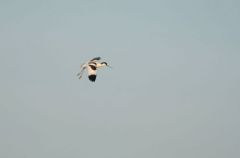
77,57,111,82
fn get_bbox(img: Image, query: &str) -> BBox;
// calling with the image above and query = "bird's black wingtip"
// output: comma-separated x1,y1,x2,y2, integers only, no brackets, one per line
88,75,96,82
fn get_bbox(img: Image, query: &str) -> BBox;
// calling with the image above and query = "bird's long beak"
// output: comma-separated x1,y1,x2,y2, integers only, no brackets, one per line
107,65,112,68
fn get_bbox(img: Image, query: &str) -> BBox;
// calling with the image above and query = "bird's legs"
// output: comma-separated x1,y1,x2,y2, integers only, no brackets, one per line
77,64,86,79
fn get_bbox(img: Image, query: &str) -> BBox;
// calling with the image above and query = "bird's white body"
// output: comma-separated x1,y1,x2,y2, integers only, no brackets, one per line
77,57,110,82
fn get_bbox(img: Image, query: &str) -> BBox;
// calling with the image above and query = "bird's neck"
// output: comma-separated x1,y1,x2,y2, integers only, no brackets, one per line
96,63,105,68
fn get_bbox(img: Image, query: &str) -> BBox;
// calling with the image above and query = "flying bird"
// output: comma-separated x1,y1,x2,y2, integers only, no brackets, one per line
77,57,111,82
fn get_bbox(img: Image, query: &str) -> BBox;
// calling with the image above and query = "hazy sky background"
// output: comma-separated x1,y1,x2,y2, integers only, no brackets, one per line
0,0,240,158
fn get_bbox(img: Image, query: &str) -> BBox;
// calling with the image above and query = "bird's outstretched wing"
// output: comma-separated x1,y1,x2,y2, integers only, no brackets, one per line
90,57,101,61
87,64,97,82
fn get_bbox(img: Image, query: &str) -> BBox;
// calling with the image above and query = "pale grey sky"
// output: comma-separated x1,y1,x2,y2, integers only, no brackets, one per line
0,0,240,158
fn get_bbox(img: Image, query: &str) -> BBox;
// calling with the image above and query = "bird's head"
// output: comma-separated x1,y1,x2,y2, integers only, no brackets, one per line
101,62,112,68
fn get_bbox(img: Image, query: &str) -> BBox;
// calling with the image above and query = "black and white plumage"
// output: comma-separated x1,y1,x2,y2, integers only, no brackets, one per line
77,57,111,82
